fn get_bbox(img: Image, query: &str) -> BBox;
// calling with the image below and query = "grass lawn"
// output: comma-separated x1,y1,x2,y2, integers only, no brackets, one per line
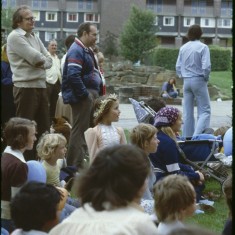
186,177,230,233
209,71,233,99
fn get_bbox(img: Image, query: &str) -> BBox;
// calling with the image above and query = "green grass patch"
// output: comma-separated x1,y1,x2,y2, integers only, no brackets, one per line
209,71,233,99
186,177,229,233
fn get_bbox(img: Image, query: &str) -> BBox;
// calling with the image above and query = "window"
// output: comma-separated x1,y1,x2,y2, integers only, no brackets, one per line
32,0,39,8
45,32,57,42
41,0,47,8
10,0,16,7
156,0,163,13
2,0,16,8
146,0,162,13
32,11,40,21
86,0,92,10
78,0,93,10
84,13,100,23
67,13,78,22
184,17,195,27
46,12,57,21
200,18,215,28
163,16,174,26
32,0,47,8
2,0,7,7
221,0,232,16
218,18,232,28
191,0,206,15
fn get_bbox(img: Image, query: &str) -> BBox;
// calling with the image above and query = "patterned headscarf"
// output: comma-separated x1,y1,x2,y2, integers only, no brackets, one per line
154,106,180,127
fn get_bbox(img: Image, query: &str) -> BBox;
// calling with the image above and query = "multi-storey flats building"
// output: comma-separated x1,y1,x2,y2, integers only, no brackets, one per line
146,0,233,47
2,0,232,48
2,0,101,47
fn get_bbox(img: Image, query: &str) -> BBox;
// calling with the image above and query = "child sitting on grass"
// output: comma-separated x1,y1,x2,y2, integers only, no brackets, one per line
36,133,79,219
154,174,197,235
37,133,67,187
10,181,66,235
1,117,37,233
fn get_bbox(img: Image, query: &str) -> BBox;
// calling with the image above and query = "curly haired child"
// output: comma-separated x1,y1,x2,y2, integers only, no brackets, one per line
36,133,79,220
37,133,67,187
84,94,127,164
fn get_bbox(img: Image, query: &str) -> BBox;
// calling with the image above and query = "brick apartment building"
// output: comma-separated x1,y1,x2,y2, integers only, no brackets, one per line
2,0,233,50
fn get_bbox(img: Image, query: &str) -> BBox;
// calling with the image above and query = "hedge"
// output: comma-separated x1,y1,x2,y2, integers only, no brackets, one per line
145,46,231,71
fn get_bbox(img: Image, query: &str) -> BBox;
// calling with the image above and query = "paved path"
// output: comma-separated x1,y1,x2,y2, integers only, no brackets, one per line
115,100,232,131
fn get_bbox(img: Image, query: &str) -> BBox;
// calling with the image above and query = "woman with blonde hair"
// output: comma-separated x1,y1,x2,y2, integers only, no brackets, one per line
149,106,205,202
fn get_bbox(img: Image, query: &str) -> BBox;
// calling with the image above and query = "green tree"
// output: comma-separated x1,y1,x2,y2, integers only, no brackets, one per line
120,5,157,63
1,7,14,43
2,7,14,32
102,31,118,60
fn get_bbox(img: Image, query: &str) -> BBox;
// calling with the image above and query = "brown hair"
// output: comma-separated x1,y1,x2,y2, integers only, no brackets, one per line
93,94,118,125
12,5,31,29
154,174,196,222
130,123,157,150
64,35,75,50
187,24,202,41
3,117,37,150
76,144,150,211
77,22,93,38
145,97,166,114
214,126,230,139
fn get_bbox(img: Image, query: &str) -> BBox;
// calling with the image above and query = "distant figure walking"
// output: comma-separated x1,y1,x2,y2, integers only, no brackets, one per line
176,24,211,137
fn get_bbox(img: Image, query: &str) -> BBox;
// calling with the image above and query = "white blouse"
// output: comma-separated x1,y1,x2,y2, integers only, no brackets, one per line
49,203,158,235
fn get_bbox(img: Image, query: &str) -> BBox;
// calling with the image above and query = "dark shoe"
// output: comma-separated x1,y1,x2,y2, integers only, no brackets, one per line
199,204,216,213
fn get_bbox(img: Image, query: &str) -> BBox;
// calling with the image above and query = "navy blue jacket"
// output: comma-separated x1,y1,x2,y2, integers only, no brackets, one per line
1,61,13,85
149,131,200,182
62,38,103,104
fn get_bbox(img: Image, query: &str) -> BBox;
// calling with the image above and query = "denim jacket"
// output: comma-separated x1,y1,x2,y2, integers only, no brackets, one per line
62,38,103,104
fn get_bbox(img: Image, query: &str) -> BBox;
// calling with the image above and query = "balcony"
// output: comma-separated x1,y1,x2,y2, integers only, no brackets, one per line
182,6,214,17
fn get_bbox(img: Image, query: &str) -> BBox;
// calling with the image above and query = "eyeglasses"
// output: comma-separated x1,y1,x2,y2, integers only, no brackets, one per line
23,17,36,22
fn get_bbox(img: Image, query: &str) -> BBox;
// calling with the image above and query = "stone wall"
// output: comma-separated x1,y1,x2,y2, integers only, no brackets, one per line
103,61,222,103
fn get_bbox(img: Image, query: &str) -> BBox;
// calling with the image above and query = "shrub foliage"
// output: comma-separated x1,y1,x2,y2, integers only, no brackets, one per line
148,46,231,71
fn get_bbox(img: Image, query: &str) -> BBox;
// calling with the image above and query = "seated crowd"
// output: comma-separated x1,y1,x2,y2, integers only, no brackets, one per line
1,94,232,235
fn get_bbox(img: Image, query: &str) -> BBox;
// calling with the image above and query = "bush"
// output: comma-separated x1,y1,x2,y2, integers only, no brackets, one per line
209,46,231,71
146,46,231,71
151,48,179,70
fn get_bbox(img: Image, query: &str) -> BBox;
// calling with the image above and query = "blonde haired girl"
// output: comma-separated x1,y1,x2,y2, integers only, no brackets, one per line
37,133,67,187
130,123,159,214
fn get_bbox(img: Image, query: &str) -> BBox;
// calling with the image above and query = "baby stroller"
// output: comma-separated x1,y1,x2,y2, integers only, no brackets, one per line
129,98,230,188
